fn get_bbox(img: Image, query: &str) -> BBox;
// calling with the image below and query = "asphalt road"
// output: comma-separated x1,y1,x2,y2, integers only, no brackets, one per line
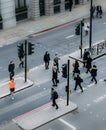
0,13,106,81
0,13,106,130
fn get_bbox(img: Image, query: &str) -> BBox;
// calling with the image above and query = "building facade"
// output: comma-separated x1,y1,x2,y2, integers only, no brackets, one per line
0,0,87,29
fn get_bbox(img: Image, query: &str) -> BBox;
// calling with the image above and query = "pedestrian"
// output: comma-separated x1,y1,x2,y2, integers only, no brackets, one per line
8,60,15,80
69,0,73,11
8,78,16,100
91,65,97,84
51,87,59,109
73,60,80,77
92,5,96,18
19,56,25,68
52,63,58,86
99,5,103,18
83,49,90,67
43,51,50,69
96,5,103,18
74,74,83,93
54,53,60,73
84,22,89,36
86,54,92,73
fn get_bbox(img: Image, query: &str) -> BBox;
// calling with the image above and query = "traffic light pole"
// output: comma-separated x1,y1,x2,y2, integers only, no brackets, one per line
80,20,83,58
25,40,27,82
89,0,93,51
67,60,70,106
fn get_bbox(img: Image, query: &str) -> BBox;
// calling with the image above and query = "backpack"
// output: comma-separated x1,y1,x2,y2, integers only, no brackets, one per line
54,91,58,99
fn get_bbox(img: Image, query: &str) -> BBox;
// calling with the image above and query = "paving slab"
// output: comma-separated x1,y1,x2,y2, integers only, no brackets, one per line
0,76,33,99
13,98,77,130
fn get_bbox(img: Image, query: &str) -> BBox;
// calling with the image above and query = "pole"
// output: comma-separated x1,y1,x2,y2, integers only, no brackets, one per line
67,60,70,106
80,20,83,58
89,0,93,51
25,39,27,82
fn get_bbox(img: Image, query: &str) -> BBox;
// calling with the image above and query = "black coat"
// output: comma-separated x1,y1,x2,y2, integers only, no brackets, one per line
8,63,15,73
86,57,92,69
44,53,50,63
75,75,83,85
91,66,97,77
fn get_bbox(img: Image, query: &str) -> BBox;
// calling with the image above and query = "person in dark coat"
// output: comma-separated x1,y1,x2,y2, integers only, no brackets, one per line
51,87,59,109
43,51,50,69
8,61,15,80
54,53,60,73
73,60,80,76
74,74,83,93
91,65,97,84
83,49,90,67
52,63,58,86
96,5,103,18
86,54,92,73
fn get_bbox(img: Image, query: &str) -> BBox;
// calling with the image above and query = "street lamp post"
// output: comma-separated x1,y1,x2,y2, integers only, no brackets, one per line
89,0,93,51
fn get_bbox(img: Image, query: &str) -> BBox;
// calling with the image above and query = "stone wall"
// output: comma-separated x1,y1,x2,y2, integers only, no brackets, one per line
28,0,40,20
0,0,16,29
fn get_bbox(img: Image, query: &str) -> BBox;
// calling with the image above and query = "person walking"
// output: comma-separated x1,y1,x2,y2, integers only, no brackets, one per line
52,63,58,86
8,60,15,80
83,49,90,67
84,22,89,36
8,78,16,100
19,56,25,68
73,60,80,77
51,87,59,109
54,53,60,73
43,51,50,69
74,74,83,93
91,65,98,84
86,54,92,74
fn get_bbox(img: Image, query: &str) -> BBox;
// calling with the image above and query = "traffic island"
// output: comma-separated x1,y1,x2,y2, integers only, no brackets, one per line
0,76,33,98
13,98,78,130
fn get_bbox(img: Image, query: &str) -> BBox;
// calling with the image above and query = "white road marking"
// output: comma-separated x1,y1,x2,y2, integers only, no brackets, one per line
93,95,106,103
59,118,77,130
66,35,75,39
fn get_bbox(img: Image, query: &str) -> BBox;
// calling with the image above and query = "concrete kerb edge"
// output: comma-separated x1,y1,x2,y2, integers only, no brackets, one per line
15,103,78,130
0,77,34,99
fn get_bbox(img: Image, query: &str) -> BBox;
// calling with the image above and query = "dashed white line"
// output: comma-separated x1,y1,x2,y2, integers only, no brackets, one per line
66,35,75,39
59,118,77,130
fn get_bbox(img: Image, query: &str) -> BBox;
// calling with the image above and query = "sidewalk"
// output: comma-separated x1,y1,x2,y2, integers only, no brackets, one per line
12,98,77,130
0,0,106,47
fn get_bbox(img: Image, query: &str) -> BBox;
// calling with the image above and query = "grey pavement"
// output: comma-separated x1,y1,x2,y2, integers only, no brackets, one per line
12,99,77,130
0,0,106,47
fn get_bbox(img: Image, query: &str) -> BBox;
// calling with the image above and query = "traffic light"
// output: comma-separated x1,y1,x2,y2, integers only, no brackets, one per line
75,24,80,35
62,64,67,78
65,86,71,94
17,43,24,60
28,42,34,55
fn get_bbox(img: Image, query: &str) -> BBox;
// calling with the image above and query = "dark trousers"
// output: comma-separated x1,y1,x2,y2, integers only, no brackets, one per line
52,78,57,86
52,98,58,109
19,61,24,68
86,67,91,73
74,83,83,92
45,62,49,69
9,72,14,80
91,76,97,84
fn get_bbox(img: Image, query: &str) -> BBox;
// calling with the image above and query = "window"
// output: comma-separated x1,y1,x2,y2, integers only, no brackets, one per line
54,0,61,5
15,0,26,8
